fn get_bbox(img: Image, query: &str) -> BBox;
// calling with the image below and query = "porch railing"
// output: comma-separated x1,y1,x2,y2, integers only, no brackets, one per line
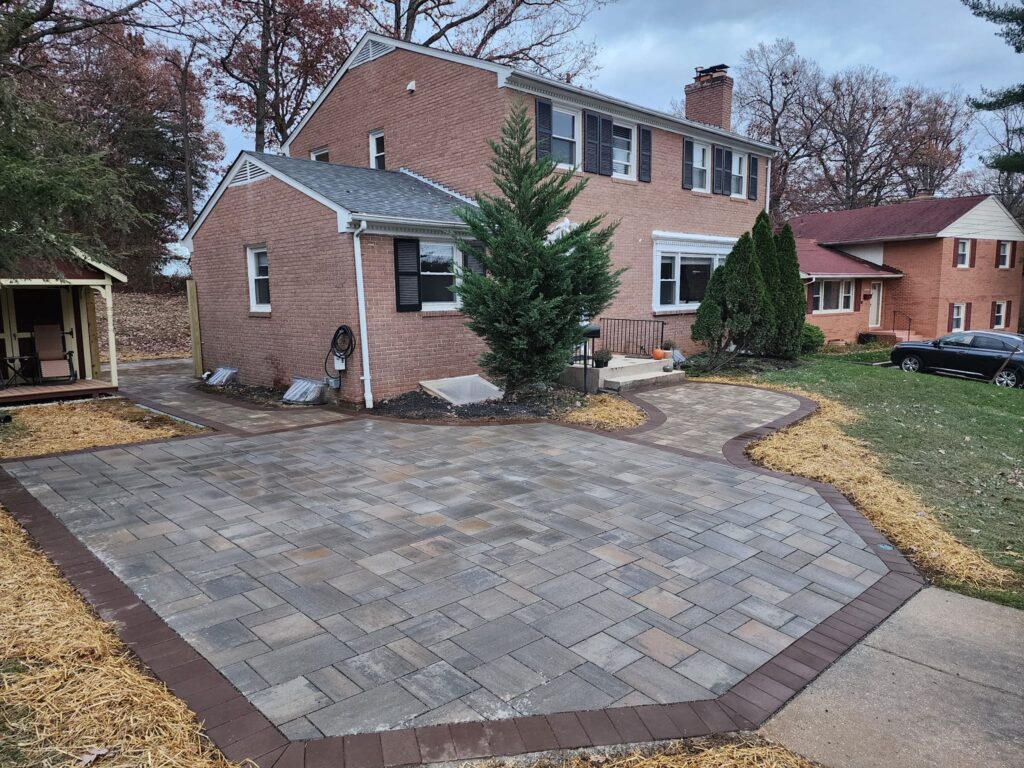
599,318,666,357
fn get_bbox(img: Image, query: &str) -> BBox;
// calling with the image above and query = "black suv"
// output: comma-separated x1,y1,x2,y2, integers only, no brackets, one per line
890,330,1024,387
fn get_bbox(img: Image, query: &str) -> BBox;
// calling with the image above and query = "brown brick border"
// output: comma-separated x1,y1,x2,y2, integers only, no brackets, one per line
0,382,925,768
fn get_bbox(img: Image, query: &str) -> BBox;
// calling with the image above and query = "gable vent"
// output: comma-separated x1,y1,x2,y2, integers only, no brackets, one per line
230,159,270,186
350,39,394,69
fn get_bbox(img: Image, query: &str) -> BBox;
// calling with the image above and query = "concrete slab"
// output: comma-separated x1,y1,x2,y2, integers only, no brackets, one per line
764,588,1024,768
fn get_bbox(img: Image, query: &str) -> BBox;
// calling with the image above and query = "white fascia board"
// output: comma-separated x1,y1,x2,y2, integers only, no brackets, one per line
180,153,352,251
817,234,937,246
652,231,739,245
69,246,128,283
803,272,902,279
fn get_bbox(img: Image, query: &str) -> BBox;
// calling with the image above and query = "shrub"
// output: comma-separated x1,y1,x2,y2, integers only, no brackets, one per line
801,323,825,354
773,223,807,359
592,348,613,366
751,210,778,355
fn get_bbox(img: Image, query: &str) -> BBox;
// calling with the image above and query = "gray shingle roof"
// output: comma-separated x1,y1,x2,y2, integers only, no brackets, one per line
247,152,470,225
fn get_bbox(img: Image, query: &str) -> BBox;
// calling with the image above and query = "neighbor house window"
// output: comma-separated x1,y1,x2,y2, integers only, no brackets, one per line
692,142,709,192
657,252,726,310
247,246,270,312
994,300,1007,329
956,239,969,268
731,153,746,197
612,123,633,178
812,280,854,313
369,130,385,169
997,241,1011,268
952,302,965,331
419,241,461,310
310,147,330,162
551,108,578,166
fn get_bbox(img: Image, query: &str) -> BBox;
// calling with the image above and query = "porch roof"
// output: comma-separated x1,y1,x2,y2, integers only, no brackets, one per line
0,249,127,286
797,238,902,279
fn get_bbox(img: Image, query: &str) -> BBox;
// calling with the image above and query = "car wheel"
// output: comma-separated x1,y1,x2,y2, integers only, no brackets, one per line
900,354,923,373
993,368,1021,388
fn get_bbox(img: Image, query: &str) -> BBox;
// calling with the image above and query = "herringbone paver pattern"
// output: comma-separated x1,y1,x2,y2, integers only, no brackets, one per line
7,412,886,739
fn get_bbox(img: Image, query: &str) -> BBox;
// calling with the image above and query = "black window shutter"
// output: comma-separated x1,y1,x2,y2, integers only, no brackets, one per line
583,111,600,174
722,148,733,195
747,154,759,200
638,125,652,183
599,115,614,176
535,99,552,160
394,238,421,312
712,145,724,195
463,241,486,276
683,138,694,190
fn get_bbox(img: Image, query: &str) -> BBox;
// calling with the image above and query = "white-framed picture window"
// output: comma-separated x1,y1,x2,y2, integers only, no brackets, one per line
310,147,330,162
812,280,854,313
551,107,579,167
731,153,746,197
369,130,385,169
692,142,710,192
419,241,463,310
612,123,634,178
997,241,1011,268
653,235,734,312
994,300,1007,329
956,239,970,268
246,246,270,312
952,302,965,331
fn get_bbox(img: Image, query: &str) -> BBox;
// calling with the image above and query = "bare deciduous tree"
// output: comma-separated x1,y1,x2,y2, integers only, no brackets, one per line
950,104,1024,221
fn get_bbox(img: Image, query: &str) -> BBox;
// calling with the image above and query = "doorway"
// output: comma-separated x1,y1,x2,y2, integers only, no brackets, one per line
869,281,883,328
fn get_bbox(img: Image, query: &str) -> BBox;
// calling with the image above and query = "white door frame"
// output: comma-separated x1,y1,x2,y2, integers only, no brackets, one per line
868,281,883,328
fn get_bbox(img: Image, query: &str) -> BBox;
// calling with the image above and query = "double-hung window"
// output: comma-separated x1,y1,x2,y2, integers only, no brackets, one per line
951,303,966,331
612,123,633,178
419,241,461,310
994,300,1007,329
247,246,270,312
730,153,746,197
369,130,385,169
955,239,970,268
997,241,1011,268
692,142,709,192
551,108,578,167
812,280,854,313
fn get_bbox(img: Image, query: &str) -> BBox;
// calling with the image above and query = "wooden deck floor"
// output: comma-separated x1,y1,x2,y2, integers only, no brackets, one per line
0,379,117,405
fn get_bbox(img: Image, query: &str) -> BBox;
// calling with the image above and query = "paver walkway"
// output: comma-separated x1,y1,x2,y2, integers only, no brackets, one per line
4,372,894,742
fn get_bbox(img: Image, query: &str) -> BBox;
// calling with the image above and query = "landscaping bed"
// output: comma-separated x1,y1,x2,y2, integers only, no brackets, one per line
196,380,289,407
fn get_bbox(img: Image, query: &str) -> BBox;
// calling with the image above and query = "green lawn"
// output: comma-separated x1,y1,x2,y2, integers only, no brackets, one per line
727,353,1024,593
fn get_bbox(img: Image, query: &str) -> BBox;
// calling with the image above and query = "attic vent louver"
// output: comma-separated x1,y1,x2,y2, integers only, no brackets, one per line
230,159,270,186
350,39,394,69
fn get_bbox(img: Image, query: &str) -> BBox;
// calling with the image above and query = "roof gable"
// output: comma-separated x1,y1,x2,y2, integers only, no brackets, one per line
937,195,1024,240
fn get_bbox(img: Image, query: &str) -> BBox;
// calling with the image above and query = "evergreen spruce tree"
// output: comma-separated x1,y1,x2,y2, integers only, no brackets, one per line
751,210,779,355
690,232,767,370
773,223,807,359
453,106,622,399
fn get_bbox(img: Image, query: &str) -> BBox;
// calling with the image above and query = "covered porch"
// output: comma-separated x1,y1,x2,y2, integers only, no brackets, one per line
0,252,126,405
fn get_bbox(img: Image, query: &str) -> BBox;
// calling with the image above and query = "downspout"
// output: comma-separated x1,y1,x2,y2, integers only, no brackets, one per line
352,219,374,409
765,157,772,217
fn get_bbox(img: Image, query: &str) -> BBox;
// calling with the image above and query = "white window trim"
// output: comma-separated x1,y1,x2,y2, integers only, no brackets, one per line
368,130,385,169
812,279,855,314
310,147,329,162
997,241,1011,269
419,240,463,312
651,233,735,313
952,302,966,331
994,300,1007,329
246,245,270,313
955,239,970,268
691,141,710,193
730,152,746,199
611,122,636,181
551,104,581,170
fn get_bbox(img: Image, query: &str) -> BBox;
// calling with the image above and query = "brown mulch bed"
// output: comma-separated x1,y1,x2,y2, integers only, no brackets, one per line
97,291,191,362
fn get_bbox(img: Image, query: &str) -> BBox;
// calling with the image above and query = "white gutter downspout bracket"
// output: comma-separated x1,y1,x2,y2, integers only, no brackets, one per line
352,219,374,409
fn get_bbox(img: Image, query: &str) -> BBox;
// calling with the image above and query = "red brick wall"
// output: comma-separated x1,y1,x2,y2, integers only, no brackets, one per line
805,278,889,344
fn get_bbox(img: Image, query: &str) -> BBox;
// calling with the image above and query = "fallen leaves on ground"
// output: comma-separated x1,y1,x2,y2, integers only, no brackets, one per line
557,393,646,431
97,291,190,362
527,736,822,768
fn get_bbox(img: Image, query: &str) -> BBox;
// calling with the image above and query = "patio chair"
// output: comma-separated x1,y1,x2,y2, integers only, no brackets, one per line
33,325,76,384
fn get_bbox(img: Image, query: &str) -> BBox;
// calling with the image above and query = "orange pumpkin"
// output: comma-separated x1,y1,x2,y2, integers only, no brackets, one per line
652,348,668,360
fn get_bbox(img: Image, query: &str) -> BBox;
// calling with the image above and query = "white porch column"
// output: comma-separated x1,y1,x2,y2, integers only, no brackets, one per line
100,283,118,387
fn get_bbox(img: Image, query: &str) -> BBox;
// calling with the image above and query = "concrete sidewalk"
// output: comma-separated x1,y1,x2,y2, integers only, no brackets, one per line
765,587,1024,768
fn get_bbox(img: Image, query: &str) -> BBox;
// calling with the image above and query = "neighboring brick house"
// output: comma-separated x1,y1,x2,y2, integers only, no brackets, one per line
182,33,776,406
790,195,1024,344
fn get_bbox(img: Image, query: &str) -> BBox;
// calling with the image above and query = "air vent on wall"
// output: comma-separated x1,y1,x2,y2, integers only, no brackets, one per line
349,39,394,69
230,159,270,186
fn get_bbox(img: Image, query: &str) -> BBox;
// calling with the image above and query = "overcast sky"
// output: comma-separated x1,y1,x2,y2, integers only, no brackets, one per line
218,0,1017,164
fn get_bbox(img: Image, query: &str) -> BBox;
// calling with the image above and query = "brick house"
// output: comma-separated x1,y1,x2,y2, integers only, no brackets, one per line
182,33,776,406
790,195,1024,344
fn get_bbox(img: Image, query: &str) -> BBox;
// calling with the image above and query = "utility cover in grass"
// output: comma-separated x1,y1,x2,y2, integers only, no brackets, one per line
420,374,503,405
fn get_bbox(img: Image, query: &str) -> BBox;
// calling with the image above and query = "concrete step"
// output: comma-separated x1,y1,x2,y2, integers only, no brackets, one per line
602,369,687,392
602,357,672,377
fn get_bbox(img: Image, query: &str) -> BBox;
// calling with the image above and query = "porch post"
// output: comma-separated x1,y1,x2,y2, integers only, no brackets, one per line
101,283,118,387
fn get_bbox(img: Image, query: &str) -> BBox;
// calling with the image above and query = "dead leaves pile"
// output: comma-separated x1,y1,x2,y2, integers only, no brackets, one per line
558,394,647,431
97,291,191,362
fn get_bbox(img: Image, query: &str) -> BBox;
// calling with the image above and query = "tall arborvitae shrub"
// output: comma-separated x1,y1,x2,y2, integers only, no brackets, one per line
773,223,806,359
453,106,622,399
751,210,779,355
691,232,767,370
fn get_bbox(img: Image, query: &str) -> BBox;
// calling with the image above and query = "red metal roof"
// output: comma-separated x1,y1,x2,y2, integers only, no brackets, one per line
789,195,989,243
796,238,902,278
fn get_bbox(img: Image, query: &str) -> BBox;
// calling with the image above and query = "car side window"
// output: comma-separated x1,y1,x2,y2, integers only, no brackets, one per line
972,336,1010,351
942,333,974,347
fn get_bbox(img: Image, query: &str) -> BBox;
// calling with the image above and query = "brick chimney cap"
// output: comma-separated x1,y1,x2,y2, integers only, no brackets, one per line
695,64,729,77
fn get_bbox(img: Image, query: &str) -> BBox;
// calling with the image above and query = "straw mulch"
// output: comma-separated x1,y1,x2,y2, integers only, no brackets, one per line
0,512,240,768
532,736,821,768
722,382,1015,589
0,400,204,460
559,394,647,431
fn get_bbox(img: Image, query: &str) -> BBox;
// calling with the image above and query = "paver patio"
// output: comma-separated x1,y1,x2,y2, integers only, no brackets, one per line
5,370,892,742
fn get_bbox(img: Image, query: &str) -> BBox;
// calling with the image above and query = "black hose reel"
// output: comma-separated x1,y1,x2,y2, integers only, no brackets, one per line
324,325,356,388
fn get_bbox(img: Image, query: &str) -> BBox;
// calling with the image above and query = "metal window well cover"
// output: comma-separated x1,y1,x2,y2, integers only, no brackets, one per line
206,367,238,386
282,377,325,404
420,374,503,405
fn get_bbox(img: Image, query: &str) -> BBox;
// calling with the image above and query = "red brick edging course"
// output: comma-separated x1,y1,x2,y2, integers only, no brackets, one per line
0,383,925,768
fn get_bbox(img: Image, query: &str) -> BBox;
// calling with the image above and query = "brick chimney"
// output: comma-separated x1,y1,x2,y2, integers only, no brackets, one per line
684,64,733,131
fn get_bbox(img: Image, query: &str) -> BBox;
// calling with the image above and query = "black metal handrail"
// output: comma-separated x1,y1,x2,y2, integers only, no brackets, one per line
599,318,666,357
891,310,912,342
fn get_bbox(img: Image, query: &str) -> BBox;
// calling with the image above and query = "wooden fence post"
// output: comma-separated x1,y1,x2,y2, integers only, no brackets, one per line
186,278,203,377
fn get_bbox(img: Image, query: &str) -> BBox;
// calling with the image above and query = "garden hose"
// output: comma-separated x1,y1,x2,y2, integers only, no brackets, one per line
324,324,356,377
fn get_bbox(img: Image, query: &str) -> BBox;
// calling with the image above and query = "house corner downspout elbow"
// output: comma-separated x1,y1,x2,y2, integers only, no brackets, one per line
352,219,374,409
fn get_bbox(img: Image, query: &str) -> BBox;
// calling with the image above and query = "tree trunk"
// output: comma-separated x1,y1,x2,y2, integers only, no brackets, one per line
254,0,273,152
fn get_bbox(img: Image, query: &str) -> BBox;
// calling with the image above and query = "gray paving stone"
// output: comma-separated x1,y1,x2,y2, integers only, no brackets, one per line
510,671,614,713
338,646,417,689
249,634,355,685
467,656,545,701
511,637,585,678
249,676,332,724
533,604,614,646
308,681,427,736
572,632,643,672
451,616,542,662
616,657,714,703
674,651,747,694
396,661,479,708
531,572,604,608
249,612,322,648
